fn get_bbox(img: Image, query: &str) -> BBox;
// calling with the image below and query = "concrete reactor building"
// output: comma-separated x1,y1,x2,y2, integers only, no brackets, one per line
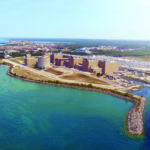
49,53,119,75
98,60,119,74
25,54,37,67
37,55,50,69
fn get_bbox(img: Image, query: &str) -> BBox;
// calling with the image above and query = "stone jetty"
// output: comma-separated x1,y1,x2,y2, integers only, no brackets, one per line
127,97,146,135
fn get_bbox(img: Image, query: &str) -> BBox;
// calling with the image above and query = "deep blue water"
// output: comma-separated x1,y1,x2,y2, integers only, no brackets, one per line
0,65,150,150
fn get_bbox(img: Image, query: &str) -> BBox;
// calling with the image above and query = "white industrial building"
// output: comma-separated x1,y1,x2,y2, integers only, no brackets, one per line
37,56,50,69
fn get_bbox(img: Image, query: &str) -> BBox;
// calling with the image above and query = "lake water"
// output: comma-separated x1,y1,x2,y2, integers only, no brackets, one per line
0,65,149,150
0,38,72,45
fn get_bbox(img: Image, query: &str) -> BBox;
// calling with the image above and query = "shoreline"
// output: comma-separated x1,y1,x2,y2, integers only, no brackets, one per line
5,64,146,136
123,76,150,85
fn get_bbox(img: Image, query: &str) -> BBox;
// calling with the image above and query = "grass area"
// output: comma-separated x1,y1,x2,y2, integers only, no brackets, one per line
128,56,150,61
90,49,150,57
45,68,63,75
11,58,24,64
12,66,50,81
61,73,108,84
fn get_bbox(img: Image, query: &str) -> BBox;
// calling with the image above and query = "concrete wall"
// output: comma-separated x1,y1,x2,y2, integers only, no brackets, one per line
50,54,63,64
104,62,119,74
98,60,119,74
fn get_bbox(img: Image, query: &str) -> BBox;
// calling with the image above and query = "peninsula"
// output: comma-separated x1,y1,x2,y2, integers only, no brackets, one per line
1,57,146,136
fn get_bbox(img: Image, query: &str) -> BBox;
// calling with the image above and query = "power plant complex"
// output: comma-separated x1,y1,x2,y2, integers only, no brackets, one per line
25,53,119,75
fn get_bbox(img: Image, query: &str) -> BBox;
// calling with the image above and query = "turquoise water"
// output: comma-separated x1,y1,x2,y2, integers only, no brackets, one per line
0,65,148,150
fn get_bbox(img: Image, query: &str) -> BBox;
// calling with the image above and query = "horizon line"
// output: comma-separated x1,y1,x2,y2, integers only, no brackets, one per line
1,37,150,42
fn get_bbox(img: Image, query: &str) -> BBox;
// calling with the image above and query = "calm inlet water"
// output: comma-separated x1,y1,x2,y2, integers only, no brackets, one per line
0,65,149,150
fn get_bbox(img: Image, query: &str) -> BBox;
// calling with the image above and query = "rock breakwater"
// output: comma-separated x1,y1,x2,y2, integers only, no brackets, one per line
127,97,146,135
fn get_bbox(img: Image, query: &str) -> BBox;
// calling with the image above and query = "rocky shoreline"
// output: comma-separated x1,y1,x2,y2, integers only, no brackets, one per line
127,97,146,135
6,65,146,136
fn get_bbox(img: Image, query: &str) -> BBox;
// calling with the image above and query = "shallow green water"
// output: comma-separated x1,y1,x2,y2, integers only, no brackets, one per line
0,65,147,150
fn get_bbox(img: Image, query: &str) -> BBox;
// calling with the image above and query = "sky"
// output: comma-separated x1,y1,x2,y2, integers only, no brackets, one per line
0,0,150,40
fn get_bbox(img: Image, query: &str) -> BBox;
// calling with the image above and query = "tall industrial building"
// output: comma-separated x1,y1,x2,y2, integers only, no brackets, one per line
25,54,37,67
98,60,119,74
